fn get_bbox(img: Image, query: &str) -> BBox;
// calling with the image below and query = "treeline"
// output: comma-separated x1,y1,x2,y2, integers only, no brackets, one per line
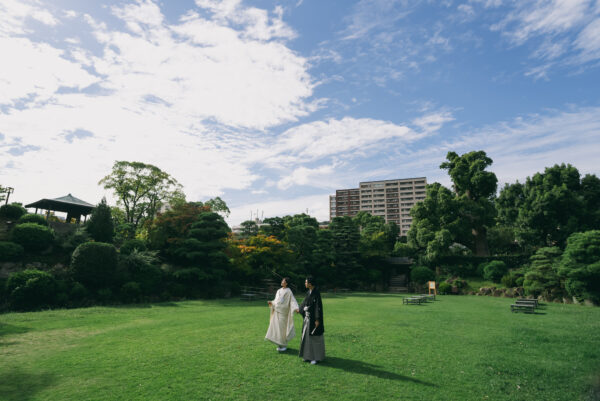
397,151,600,304
0,161,399,312
1,153,599,312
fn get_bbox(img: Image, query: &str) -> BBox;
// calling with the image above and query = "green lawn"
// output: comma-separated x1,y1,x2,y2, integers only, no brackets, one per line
1,294,599,401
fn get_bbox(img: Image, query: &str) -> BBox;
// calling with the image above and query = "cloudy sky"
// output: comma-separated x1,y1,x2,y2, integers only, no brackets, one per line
1,0,599,225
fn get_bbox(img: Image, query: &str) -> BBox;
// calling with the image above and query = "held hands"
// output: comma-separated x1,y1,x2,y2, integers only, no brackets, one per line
294,309,300,313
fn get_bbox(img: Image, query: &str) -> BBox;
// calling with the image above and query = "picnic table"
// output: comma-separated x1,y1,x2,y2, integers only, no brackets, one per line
403,296,426,305
510,298,538,313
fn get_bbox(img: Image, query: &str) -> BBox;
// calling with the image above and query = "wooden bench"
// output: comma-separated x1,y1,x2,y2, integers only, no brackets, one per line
510,303,536,313
419,294,435,301
516,298,538,307
403,296,425,305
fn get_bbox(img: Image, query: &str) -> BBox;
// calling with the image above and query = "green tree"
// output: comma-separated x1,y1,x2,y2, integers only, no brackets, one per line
86,198,115,243
407,182,467,263
557,230,600,303
170,212,232,297
329,216,361,287
523,247,563,300
259,217,286,239
147,202,210,259
99,161,184,234
440,150,498,256
239,220,259,238
500,164,597,248
200,197,230,217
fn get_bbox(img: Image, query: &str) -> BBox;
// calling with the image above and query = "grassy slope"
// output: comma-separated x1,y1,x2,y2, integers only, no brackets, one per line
1,294,599,401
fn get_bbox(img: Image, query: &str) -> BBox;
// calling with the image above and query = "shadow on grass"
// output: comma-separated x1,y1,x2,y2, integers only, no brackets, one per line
0,368,57,401
280,348,435,386
0,323,30,339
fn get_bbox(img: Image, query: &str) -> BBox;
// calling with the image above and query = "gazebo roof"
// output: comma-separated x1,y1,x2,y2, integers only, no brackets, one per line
25,194,95,215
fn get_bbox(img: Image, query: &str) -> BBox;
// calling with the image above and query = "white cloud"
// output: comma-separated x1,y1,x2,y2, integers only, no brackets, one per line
270,117,420,163
487,0,600,72
400,105,600,188
0,0,317,208
0,0,58,36
0,37,99,106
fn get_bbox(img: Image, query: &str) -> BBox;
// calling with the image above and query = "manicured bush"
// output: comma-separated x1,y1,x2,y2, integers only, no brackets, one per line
120,239,147,255
557,230,600,303
5,269,57,311
482,260,508,283
524,247,563,299
69,282,89,302
17,213,48,226
120,281,142,303
410,266,435,284
0,241,24,261
438,281,452,294
119,249,162,295
10,223,55,252
0,203,26,219
443,263,475,277
71,242,118,290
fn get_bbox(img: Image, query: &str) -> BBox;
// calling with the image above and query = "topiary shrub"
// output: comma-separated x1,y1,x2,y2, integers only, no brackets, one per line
439,281,452,294
71,242,118,290
0,204,26,220
5,269,57,311
119,249,162,295
17,213,48,226
69,282,89,303
120,281,142,303
120,239,147,255
557,230,600,303
10,223,55,252
0,241,24,261
483,260,508,283
410,266,435,285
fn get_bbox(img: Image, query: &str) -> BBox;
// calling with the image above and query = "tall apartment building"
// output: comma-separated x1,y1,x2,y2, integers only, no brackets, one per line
329,177,427,236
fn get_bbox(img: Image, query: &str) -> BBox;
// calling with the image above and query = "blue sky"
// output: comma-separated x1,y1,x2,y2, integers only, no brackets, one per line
1,0,599,225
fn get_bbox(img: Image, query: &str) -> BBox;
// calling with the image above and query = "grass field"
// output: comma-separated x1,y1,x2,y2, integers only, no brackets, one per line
1,293,599,401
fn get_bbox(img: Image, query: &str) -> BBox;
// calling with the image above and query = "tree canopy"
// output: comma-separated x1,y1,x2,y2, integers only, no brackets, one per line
99,161,184,234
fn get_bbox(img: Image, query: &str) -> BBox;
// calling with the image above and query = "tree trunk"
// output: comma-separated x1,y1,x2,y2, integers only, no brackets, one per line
472,226,489,256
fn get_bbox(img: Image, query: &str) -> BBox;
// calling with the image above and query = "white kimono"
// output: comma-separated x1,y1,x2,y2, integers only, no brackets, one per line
265,287,299,347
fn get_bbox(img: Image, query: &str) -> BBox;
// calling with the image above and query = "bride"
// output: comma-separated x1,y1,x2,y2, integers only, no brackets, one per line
265,277,299,352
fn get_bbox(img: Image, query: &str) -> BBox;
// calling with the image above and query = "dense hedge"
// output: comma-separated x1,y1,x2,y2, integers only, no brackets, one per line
438,254,531,271
5,269,58,311
71,242,118,290
120,239,147,255
410,265,435,284
482,260,508,283
0,241,24,261
17,213,48,226
0,204,26,219
10,223,55,252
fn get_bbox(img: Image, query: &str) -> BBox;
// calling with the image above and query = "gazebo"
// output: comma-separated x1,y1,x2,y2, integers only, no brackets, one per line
25,194,95,223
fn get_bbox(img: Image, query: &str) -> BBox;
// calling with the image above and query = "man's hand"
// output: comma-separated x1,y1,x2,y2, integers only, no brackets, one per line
315,320,320,327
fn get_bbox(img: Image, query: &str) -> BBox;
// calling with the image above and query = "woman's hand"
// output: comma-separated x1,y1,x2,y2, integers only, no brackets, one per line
294,309,299,313
267,301,272,306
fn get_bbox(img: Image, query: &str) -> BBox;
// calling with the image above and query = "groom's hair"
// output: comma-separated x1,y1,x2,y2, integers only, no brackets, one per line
305,276,316,286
